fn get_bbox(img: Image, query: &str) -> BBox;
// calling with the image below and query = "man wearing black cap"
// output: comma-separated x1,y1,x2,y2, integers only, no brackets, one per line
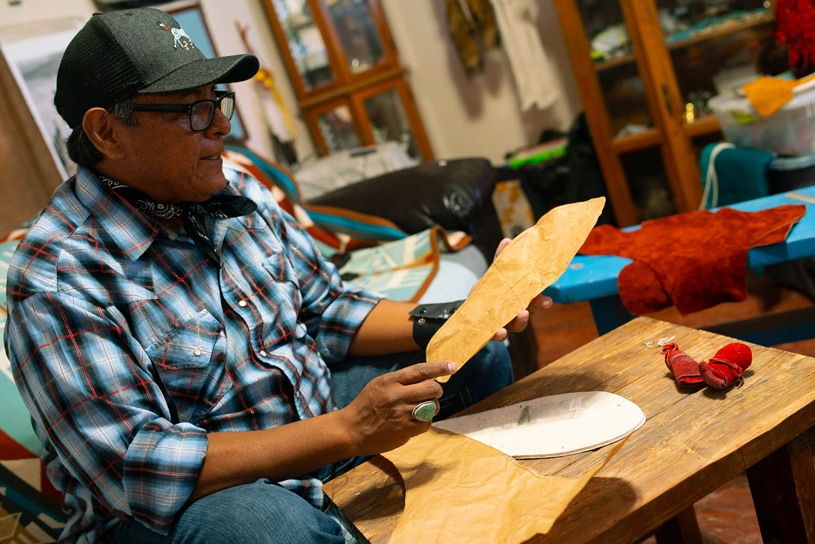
4,7,547,544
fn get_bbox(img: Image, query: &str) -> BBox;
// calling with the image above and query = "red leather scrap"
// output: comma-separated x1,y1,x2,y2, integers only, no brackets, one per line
699,342,753,389
659,342,753,390
579,205,806,315
661,342,704,388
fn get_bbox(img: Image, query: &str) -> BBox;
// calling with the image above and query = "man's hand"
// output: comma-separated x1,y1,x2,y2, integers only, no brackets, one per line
337,361,457,456
483,238,553,342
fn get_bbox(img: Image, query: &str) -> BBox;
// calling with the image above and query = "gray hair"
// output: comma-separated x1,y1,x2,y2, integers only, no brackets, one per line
65,95,139,166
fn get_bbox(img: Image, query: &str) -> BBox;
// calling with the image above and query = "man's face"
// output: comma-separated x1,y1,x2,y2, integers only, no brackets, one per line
116,84,230,203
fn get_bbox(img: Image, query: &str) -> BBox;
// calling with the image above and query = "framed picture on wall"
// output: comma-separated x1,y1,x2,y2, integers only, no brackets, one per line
0,18,85,179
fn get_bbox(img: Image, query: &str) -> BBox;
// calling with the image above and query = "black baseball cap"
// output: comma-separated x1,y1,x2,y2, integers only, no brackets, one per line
55,8,259,128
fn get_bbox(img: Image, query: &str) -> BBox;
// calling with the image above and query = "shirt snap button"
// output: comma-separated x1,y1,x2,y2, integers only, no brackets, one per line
193,348,202,357
238,300,247,307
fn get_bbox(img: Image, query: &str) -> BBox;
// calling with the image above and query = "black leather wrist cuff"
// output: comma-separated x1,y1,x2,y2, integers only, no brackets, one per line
410,300,465,349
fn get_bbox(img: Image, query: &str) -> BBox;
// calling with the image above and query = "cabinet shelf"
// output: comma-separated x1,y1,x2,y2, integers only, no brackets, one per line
610,128,661,154
554,0,769,227
610,115,722,155
298,66,405,109
594,11,774,72
684,114,721,139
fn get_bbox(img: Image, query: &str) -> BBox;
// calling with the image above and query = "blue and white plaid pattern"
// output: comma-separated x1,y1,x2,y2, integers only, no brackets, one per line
4,165,381,543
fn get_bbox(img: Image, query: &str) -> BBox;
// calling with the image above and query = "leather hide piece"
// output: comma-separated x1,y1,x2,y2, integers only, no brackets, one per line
579,205,806,315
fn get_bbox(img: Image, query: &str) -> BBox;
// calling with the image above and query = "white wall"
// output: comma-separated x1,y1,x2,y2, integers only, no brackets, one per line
0,0,91,26
381,0,583,163
0,0,582,165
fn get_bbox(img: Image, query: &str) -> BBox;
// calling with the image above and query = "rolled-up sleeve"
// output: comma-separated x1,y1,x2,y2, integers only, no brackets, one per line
7,291,208,534
123,419,207,529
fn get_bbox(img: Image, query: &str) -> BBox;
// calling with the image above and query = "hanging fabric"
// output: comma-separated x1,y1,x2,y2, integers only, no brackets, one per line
774,0,815,73
446,0,483,75
467,0,500,50
446,0,501,75
489,0,558,110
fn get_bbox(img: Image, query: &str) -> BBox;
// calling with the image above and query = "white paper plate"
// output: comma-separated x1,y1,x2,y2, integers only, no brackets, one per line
433,391,645,459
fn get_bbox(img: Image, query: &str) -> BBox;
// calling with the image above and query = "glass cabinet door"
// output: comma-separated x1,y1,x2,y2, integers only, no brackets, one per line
309,85,430,159
578,0,676,220
269,0,335,91
580,1,659,138
658,0,774,123
362,86,421,159
583,0,774,128
263,0,434,161
315,102,361,153
324,0,386,74
573,0,775,221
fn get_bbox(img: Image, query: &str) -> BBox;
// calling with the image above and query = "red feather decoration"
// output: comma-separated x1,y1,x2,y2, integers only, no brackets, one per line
775,0,815,71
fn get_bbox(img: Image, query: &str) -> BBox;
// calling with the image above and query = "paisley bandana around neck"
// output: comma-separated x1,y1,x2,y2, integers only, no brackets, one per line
100,176,257,264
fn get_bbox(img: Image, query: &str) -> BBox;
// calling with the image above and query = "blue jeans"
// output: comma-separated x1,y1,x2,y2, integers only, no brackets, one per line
114,343,512,544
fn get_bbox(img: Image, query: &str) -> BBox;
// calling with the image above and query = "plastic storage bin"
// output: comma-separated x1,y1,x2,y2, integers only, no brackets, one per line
708,83,815,156
768,154,815,194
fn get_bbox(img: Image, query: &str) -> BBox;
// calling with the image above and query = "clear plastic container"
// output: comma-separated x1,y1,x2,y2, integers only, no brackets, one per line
768,154,815,193
708,82,815,156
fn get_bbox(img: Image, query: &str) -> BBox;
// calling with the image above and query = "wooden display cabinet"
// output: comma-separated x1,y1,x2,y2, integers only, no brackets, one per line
260,0,433,161
553,0,776,226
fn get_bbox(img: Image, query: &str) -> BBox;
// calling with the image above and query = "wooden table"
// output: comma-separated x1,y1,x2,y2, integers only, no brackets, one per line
542,187,815,344
324,317,815,543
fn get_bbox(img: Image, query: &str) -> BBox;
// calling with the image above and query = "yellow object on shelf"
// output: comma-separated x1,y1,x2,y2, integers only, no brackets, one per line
744,74,815,118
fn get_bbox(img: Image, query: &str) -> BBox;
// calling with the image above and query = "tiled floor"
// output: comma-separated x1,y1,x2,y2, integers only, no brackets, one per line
526,270,815,544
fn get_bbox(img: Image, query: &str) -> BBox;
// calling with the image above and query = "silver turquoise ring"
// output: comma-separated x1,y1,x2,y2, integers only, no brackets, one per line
412,400,437,422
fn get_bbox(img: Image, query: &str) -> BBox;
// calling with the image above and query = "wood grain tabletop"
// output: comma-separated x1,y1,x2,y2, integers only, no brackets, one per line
324,317,815,543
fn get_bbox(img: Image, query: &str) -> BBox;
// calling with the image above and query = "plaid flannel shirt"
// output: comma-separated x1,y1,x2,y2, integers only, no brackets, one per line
4,165,382,543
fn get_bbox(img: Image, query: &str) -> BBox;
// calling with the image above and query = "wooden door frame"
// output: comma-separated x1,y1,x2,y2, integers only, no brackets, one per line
313,0,400,87
258,0,347,101
261,0,434,162
618,0,703,213
551,0,638,227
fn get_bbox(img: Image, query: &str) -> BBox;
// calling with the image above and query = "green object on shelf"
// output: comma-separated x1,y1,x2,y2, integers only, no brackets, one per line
729,110,759,125
508,143,567,169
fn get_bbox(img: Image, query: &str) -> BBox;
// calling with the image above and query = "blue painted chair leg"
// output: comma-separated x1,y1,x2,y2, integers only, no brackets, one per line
589,295,636,336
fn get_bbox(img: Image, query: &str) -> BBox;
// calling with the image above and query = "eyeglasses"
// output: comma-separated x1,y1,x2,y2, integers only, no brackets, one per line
131,91,236,131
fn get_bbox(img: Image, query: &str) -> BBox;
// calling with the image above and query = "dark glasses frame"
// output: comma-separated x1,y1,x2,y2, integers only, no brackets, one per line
131,90,236,131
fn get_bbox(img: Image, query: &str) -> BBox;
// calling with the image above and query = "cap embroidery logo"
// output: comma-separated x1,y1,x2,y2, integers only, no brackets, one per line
158,22,195,50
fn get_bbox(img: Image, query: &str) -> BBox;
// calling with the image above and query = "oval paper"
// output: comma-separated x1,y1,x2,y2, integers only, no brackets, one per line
433,391,645,458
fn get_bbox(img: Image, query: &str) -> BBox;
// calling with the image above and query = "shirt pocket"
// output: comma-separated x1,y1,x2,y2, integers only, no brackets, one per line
143,308,229,422
255,253,302,351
